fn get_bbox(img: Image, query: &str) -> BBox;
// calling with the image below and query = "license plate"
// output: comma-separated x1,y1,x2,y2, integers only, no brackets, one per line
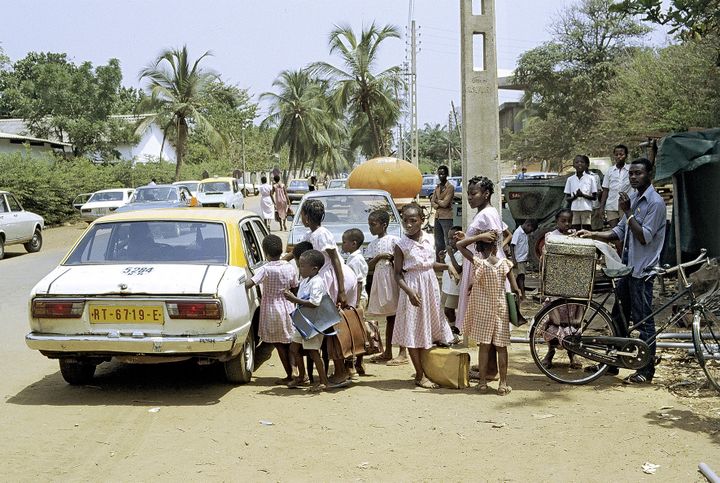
89,305,164,324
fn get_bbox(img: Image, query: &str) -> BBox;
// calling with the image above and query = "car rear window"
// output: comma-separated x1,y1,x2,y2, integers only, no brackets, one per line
289,180,309,190
300,194,397,224
200,182,231,192
132,187,177,202
64,221,228,265
89,191,124,202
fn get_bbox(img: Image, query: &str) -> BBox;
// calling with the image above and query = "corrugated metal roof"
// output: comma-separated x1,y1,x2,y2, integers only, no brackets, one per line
0,131,72,147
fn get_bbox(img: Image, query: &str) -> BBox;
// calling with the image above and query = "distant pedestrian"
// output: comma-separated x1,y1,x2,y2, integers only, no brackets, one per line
430,165,455,260
599,144,631,229
259,176,275,231
148,178,157,186
308,176,317,192
272,175,290,231
516,167,527,180
564,155,597,231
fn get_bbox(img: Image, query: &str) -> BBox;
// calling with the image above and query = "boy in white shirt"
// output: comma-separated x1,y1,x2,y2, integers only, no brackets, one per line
510,219,538,298
442,226,464,344
564,154,598,230
599,144,631,228
342,228,369,375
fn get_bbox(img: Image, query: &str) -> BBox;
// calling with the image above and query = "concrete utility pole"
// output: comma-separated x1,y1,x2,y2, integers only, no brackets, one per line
459,0,501,226
409,19,419,167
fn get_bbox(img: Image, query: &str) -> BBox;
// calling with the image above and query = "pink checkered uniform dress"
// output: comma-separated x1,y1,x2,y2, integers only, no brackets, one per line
251,260,298,344
392,234,452,349
302,226,357,305
466,256,513,347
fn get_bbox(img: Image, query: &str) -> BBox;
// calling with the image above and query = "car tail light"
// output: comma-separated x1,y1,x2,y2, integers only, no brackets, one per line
32,299,85,318
166,301,223,319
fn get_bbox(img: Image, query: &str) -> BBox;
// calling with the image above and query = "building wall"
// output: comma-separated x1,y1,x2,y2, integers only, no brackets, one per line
0,139,56,156
116,122,176,164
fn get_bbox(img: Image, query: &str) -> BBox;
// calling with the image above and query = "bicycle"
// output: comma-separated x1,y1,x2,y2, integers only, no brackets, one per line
528,248,720,392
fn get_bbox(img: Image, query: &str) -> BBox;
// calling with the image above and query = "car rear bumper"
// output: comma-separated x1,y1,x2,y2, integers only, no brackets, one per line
26,331,240,357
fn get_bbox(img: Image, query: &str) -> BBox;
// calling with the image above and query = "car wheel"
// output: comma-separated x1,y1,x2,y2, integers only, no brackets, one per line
224,330,254,384
59,358,96,385
24,228,42,253
0,237,5,260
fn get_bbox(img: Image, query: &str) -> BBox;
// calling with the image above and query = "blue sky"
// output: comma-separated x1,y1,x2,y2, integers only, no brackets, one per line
1,0,666,125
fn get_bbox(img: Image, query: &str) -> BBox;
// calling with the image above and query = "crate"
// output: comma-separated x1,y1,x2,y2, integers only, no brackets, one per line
542,235,597,299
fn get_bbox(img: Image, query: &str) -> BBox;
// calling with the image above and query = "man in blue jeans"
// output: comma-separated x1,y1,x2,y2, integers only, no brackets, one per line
430,165,455,261
577,158,666,383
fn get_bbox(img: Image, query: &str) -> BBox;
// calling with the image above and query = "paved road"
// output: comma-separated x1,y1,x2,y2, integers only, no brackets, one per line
0,198,717,481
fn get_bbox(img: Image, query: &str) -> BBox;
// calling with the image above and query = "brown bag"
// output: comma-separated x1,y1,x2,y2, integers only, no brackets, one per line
332,306,369,359
420,347,471,389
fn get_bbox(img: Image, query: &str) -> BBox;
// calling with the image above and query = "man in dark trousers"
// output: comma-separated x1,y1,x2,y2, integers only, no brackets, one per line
430,165,455,260
577,158,666,384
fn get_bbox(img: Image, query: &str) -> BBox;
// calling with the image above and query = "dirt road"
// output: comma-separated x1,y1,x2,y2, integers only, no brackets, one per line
1,216,718,481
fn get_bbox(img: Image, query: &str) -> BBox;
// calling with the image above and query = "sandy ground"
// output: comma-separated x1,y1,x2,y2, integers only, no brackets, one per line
1,209,719,481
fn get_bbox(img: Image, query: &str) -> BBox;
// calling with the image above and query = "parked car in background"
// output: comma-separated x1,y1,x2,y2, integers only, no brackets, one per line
80,188,135,222
196,177,244,209
287,189,402,257
326,178,347,189
287,178,310,202
114,185,197,213
239,181,259,197
26,208,269,385
449,176,462,199
0,190,44,260
72,193,94,211
420,175,439,198
172,180,200,198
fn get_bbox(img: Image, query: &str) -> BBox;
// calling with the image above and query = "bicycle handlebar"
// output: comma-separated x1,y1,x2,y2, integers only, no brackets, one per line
653,248,708,276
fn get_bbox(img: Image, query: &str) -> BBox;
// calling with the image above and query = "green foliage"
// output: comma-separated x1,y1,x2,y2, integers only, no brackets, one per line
0,52,138,158
505,0,650,164
611,0,720,38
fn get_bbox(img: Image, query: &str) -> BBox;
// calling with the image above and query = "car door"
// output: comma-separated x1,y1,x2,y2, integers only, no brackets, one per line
240,219,264,272
0,194,12,241
5,193,31,242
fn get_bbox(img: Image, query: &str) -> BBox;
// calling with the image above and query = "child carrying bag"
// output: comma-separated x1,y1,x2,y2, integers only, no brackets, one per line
291,294,341,339
506,292,525,327
420,347,470,389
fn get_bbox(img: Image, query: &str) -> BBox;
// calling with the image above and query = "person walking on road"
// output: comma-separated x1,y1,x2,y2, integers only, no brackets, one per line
259,176,276,232
272,174,290,231
430,165,455,261
577,158,666,384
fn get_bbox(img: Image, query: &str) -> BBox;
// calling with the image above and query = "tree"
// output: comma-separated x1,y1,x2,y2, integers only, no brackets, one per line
137,46,223,181
0,52,137,157
611,0,720,39
310,23,403,157
506,0,649,164
261,70,336,180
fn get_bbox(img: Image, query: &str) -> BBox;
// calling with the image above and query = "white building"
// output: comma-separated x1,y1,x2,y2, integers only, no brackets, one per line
0,116,175,164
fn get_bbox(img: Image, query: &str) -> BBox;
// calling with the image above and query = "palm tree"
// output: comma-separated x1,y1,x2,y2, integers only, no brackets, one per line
260,70,336,180
137,45,222,181
310,23,403,157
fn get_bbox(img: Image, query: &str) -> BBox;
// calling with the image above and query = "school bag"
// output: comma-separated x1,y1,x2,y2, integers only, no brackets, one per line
421,347,471,389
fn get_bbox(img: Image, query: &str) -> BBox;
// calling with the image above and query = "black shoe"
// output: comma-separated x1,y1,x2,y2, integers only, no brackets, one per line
623,372,652,384
584,364,619,375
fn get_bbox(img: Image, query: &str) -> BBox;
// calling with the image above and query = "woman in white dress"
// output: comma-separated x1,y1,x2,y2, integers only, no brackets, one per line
258,176,275,231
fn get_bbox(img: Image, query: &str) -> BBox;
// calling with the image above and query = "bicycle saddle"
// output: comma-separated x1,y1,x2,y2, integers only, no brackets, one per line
601,266,633,278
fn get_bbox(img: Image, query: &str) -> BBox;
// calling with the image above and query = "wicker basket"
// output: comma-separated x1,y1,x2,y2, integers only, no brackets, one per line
542,235,597,300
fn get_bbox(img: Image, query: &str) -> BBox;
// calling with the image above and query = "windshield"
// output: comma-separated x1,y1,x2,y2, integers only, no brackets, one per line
65,221,228,265
200,182,231,192
89,191,125,202
289,180,309,190
177,182,198,192
328,180,346,189
131,187,178,202
296,195,398,225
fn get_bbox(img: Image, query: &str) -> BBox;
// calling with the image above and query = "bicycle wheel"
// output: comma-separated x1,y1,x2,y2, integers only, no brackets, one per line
692,308,720,393
529,298,619,385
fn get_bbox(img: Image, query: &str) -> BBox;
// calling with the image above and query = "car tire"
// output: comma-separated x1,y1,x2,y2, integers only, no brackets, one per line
0,236,4,260
24,229,42,253
59,358,96,385
224,330,254,384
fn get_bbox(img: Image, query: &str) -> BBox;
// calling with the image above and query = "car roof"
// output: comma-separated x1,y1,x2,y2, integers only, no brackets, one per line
200,177,235,183
173,180,201,184
94,207,258,224
328,178,347,181
136,184,177,189
302,188,393,198
94,188,134,193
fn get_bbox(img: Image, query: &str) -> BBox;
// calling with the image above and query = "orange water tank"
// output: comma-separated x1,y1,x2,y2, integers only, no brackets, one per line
347,157,422,199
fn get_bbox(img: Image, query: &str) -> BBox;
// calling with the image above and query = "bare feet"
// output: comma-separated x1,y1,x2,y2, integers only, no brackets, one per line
287,377,309,389
415,377,439,389
369,354,392,364
275,376,294,385
386,355,409,366
328,374,349,385
355,362,366,376
308,383,327,393
476,382,488,392
569,358,582,370
541,355,554,369
497,383,512,396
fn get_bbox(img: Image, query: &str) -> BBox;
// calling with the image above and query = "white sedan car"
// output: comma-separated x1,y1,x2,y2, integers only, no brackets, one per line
80,188,135,222
26,208,269,385
0,190,44,259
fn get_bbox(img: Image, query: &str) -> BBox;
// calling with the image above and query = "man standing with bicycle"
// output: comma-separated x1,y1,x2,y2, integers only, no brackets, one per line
577,158,666,384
